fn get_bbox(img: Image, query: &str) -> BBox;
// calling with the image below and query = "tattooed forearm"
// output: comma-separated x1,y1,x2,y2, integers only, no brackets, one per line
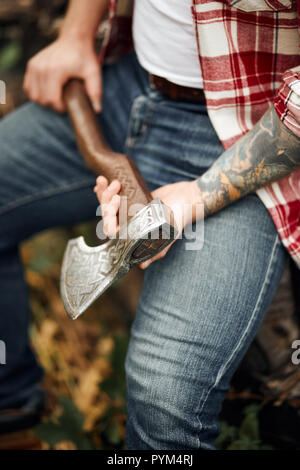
196,106,300,217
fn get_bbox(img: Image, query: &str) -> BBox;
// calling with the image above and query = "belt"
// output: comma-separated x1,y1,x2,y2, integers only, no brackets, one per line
149,73,206,104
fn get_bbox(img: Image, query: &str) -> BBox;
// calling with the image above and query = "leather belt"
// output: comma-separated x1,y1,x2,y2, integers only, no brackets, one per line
149,73,206,104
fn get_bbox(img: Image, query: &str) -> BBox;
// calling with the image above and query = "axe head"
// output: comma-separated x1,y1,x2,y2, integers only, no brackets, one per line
60,199,178,319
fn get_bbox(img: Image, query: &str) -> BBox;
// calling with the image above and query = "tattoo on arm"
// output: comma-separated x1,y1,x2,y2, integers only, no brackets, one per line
196,106,300,217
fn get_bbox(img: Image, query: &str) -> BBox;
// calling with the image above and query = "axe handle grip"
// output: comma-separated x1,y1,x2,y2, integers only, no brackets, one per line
63,79,152,212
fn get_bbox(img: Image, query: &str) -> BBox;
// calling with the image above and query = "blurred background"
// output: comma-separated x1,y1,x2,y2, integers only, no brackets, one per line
0,0,300,451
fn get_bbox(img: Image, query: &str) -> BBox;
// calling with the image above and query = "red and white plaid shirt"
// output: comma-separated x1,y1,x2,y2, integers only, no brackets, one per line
100,0,300,267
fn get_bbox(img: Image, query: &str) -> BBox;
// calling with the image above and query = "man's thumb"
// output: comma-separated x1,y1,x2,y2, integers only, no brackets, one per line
84,70,102,113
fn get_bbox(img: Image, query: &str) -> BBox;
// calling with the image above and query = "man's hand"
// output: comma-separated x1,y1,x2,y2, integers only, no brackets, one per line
23,37,102,113
94,176,201,269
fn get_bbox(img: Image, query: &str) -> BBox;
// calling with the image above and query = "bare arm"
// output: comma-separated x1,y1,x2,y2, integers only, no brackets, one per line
59,0,109,41
195,106,300,216
23,0,109,112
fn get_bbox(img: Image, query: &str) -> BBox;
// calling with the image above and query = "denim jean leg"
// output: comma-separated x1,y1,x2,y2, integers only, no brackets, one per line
122,71,288,449
0,102,98,409
125,195,287,449
0,51,146,409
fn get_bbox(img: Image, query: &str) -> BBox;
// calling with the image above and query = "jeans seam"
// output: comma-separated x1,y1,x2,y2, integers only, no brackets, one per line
124,94,156,151
195,235,281,448
0,178,95,217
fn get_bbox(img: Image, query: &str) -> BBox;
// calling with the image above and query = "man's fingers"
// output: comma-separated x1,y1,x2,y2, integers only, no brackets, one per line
23,61,65,111
22,70,30,96
47,85,65,112
103,215,119,237
101,193,121,218
111,194,121,213
94,177,121,237
102,196,121,236
23,62,40,102
101,179,121,205
94,176,109,201
139,246,170,270
94,177,121,209
96,175,108,188
84,68,102,113
41,73,65,112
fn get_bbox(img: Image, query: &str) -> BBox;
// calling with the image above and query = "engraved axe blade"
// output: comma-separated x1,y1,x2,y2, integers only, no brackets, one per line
60,199,178,320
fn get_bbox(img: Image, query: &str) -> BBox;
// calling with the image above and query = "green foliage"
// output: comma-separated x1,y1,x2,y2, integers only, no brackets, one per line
34,396,95,450
100,333,129,402
98,334,129,449
25,230,67,273
216,403,273,450
98,406,126,449
0,42,22,72
32,332,129,450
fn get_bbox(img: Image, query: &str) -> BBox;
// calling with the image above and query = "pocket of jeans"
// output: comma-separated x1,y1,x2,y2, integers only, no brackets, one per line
223,0,294,11
125,94,155,149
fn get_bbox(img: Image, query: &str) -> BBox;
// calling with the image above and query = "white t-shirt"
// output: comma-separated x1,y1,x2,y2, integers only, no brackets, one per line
132,0,203,88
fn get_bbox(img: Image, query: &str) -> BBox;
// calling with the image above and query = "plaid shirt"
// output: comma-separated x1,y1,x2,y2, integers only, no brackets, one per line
100,0,300,267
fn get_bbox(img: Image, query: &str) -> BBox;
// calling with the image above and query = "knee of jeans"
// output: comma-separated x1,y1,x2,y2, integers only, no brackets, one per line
125,345,206,450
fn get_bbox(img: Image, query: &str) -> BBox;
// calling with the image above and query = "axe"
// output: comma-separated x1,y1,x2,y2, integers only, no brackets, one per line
60,79,178,320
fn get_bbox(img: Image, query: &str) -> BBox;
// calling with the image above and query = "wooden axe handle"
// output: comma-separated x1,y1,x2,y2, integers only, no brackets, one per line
63,79,152,214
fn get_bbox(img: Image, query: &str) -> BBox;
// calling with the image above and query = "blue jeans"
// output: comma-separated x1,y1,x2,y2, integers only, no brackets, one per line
0,50,287,448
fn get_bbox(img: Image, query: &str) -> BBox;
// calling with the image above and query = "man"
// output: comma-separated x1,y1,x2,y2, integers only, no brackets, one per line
0,0,300,449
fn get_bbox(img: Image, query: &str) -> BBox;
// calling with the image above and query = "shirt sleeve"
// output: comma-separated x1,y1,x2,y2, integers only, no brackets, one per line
274,65,300,138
